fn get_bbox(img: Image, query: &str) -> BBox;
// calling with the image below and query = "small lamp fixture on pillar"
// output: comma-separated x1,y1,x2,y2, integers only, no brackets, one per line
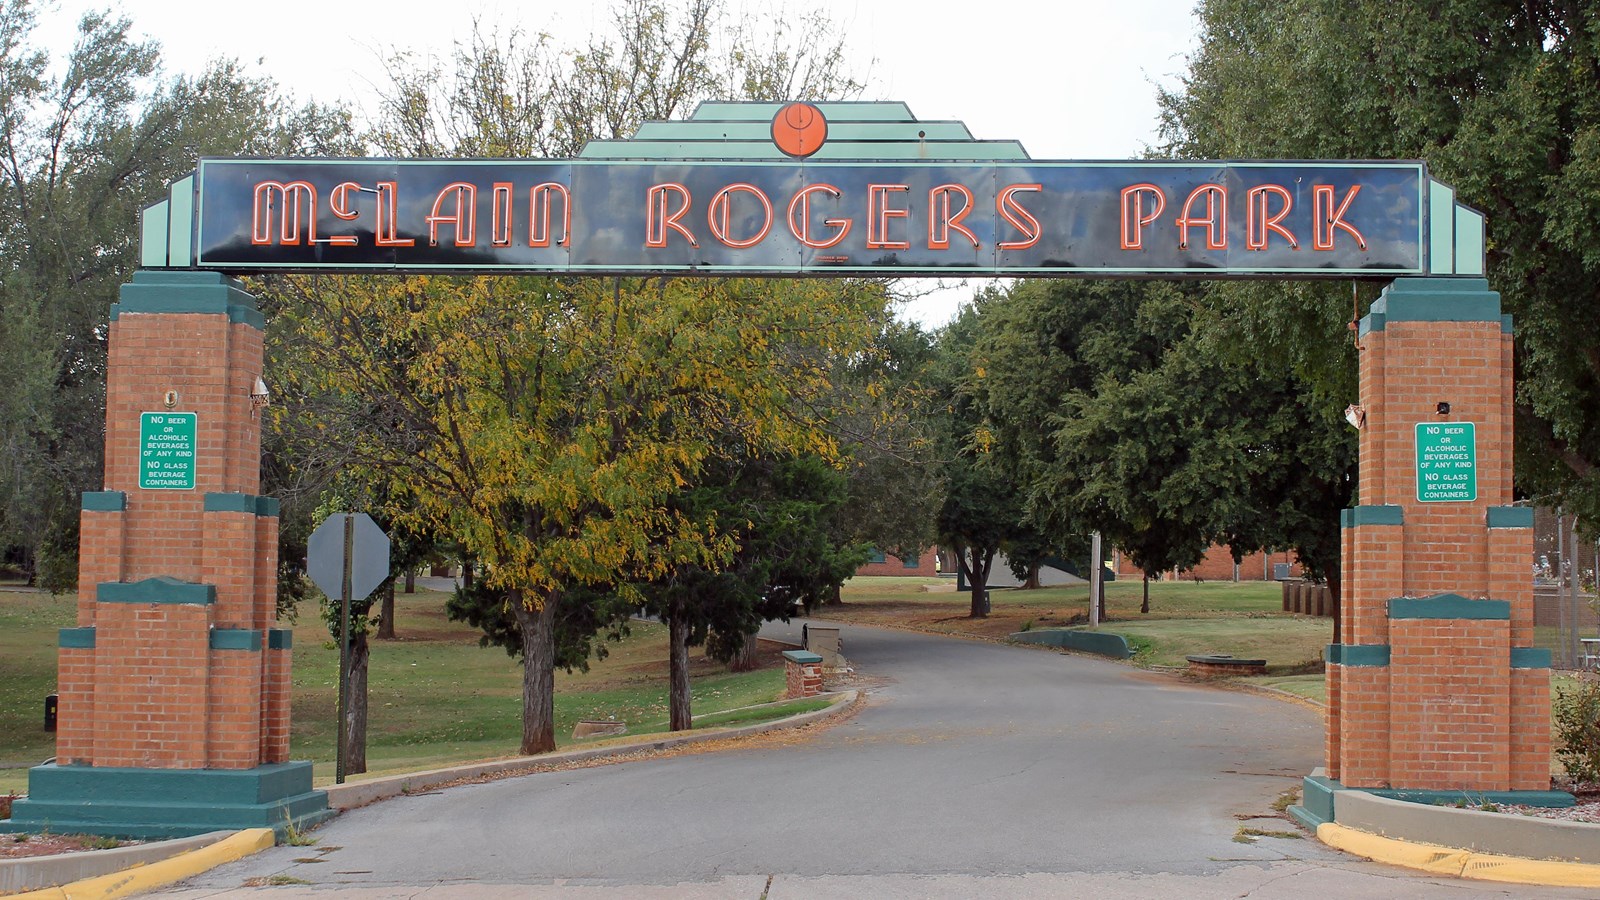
250,376,270,416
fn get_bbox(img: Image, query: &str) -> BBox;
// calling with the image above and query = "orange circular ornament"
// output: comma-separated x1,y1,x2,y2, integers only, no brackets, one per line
771,102,827,158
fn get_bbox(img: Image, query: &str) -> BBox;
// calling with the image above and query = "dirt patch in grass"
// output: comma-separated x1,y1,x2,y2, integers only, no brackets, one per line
0,832,138,859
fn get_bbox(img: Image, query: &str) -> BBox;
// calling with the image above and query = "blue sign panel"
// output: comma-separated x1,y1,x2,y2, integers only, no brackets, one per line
188,158,1427,277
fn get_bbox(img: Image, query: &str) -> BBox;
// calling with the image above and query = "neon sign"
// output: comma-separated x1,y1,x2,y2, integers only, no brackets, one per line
187,158,1426,277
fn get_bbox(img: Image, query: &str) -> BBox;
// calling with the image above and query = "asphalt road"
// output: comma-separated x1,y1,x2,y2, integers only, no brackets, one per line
160,621,1593,898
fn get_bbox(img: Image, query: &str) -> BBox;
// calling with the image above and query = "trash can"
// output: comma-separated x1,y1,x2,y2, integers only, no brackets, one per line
44,693,58,732
983,589,992,614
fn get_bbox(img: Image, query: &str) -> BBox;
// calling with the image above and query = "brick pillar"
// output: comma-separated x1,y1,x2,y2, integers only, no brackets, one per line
6,271,328,839
1329,277,1551,794
783,650,824,698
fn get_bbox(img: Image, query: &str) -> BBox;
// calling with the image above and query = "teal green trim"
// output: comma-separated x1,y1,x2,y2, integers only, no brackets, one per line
166,174,194,267
81,491,126,512
1371,787,1573,808
0,762,332,840
203,492,279,518
113,270,264,330
1428,181,1455,275
1341,505,1404,527
209,628,262,651
140,201,168,268
1289,774,1576,832
1388,594,1510,620
633,120,976,142
1455,205,1486,276
59,627,96,649
1486,506,1534,528
687,100,917,122
1364,277,1502,332
578,139,1030,161
1008,629,1134,660
1328,643,1390,667
1512,647,1552,669
1293,775,1341,827
577,101,1035,161
203,492,256,514
267,628,293,650
782,650,823,665
98,576,215,606
1501,314,1514,335
1358,309,1385,337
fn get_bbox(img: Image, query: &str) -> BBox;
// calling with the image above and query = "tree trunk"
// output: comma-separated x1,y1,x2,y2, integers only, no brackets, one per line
343,631,369,775
1023,564,1041,591
462,558,475,590
376,582,396,640
824,582,843,606
728,627,761,672
968,548,991,618
1141,573,1150,614
1328,566,1342,644
668,615,692,731
403,568,415,594
512,589,557,754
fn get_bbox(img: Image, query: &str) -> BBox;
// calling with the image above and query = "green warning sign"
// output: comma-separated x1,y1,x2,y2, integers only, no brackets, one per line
1415,422,1476,502
139,412,197,490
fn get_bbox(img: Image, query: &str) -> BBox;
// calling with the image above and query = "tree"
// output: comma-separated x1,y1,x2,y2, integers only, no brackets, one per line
641,453,862,730
967,278,1354,617
833,316,945,565
274,271,882,753
928,298,1033,618
255,0,877,757
0,0,353,587
1158,0,1600,522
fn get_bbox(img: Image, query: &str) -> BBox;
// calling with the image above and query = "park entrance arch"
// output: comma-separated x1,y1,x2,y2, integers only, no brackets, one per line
3,101,1560,837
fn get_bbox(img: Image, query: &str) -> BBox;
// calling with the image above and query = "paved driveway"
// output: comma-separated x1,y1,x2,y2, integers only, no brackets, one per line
161,621,1592,898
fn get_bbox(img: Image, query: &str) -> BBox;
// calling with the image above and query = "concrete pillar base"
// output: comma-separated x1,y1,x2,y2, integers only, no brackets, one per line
0,762,331,840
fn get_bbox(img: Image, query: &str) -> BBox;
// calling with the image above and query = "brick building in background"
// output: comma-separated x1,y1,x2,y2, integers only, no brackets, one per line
854,548,940,577
1113,545,1305,582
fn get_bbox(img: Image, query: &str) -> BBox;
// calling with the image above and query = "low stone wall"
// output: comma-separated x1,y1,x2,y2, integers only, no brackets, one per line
1185,655,1267,677
1334,789,1600,864
1009,629,1132,659
783,650,824,698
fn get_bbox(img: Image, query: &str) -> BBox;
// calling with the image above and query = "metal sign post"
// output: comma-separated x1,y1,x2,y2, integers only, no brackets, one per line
307,512,391,784
1088,531,1103,629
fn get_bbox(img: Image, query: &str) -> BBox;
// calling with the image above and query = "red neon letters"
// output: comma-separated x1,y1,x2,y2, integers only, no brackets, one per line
1119,182,1369,253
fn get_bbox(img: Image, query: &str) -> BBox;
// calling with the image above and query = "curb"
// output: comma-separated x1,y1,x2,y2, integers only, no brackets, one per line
1318,822,1600,888
2,831,232,895
325,688,862,810
9,828,273,899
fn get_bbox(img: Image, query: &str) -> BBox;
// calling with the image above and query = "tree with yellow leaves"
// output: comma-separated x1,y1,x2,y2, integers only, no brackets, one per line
273,272,883,752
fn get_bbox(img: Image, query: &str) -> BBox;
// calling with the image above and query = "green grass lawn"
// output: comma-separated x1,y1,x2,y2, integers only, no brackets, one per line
1099,617,1330,671
1249,673,1328,704
0,587,814,792
832,576,1324,669
0,589,76,781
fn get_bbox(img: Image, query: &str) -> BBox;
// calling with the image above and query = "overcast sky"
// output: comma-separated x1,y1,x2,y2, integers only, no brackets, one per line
35,0,1201,326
